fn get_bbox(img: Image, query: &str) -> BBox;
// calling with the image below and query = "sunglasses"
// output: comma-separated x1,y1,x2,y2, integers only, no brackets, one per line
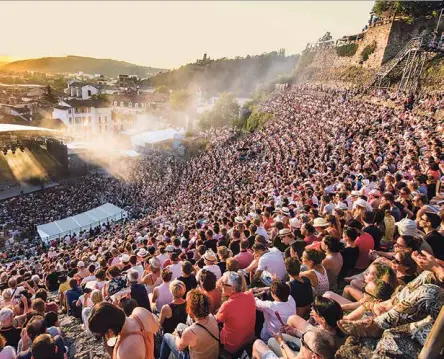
363,288,377,299
301,332,318,356
392,258,401,265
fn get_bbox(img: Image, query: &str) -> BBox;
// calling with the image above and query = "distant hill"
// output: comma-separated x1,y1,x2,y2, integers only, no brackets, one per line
145,51,298,96
1,55,164,78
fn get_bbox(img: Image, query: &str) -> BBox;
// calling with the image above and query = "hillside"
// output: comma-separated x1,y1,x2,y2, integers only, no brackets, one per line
146,51,298,96
1,55,164,78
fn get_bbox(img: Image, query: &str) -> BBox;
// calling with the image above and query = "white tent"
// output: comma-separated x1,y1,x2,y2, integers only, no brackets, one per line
37,203,127,243
130,128,183,147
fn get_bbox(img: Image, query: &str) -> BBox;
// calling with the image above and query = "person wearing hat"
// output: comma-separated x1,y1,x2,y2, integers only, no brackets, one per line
368,189,382,210
196,250,221,281
313,217,329,241
352,198,370,223
275,229,296,253
119,254,131,272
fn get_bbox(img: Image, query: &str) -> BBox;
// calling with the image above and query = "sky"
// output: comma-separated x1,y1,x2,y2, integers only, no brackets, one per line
0,1,374,69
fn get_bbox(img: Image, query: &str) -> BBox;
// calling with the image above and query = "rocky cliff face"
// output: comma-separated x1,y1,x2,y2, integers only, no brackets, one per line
60,314,110,359
293,18,444,89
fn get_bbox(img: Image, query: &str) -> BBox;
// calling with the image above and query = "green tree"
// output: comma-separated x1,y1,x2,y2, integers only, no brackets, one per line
198,93,239,129
170,90,193,112
372,1,442,20
246,108,274,132
42,85,58,104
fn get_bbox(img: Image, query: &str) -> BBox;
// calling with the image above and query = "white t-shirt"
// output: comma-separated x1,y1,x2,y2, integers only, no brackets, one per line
78,294,94,308
257,248,286,280
132,265,145,280
80,275,96,286
0,346,16,359
255,296,296,341
322,203,335,215
196,264,222,281
256,226,270,241
156,253,169,267
168,263,182,280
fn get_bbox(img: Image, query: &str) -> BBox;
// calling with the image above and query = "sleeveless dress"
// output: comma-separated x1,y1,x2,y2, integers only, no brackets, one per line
312,266,329,296
144,273,162,294
162,302,187,334
113,314,154,359
155,282,173,311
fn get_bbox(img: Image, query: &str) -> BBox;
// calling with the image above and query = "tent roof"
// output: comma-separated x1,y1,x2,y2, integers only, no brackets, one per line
37,203,127,242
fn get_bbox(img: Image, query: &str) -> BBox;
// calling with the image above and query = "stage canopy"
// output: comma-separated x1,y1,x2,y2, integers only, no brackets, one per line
37,203,127,243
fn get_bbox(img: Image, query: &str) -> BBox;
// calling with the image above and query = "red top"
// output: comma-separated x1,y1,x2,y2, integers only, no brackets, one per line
215,291,256,353
355,232,375,270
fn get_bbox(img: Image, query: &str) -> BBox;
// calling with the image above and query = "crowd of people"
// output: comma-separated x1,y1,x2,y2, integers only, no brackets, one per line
0,151,185,256
0,84,442,359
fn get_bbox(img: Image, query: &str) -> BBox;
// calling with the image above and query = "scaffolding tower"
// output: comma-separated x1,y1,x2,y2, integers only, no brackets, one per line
370,36,442,94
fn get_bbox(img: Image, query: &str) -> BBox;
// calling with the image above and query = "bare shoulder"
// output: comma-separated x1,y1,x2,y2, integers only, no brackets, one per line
132,307,159,332
116,336,145,359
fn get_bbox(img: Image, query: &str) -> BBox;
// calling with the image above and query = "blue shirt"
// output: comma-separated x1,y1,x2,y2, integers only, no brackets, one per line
65,287,82,314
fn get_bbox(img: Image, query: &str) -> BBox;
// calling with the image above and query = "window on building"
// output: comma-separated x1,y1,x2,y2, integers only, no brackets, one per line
129,102,132,108
87,90,92,97
120,102,124,107
98,116,101,123
69,117,72,124
114,101,117,106
135,103,139,108
105,116,108,122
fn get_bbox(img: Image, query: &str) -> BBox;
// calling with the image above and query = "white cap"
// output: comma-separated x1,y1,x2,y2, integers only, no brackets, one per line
77,261,85,268
120,254,130,263
90,255,97,262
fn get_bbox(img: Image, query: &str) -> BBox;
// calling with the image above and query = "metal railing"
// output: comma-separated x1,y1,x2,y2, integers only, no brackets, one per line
377,37,424,76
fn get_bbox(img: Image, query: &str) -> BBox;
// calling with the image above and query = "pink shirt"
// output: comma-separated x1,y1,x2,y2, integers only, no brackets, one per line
234,251,254,269
215,291,256,353
355,232,374,270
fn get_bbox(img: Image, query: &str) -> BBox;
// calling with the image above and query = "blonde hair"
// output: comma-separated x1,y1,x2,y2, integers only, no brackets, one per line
91,290,103,304
169,280,186,299
2,289,12,301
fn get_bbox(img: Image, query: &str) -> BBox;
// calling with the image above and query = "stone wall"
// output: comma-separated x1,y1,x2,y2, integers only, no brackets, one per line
383,18,441,63
294,23,392,85
294,17,444,87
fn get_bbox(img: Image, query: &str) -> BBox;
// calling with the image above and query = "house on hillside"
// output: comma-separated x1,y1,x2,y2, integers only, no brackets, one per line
65,81,100,100
53,98,113,133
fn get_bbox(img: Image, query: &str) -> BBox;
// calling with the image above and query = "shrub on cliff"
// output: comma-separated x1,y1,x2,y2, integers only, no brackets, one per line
336,43,359,57
246,108,274,132
361,41,377,62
